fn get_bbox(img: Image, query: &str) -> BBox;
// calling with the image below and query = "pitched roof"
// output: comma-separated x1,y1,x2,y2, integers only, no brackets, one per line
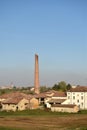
48,99,66,103
2,96,23,104
52,91,66,97
1,92,34,104
34,92,47,98
68,86,87,92
34,90,66,98
0,92,33,103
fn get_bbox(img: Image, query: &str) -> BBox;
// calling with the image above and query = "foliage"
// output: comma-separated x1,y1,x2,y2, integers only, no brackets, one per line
40,86,51,93
67,84,72,90
0,86,51,95
0,88,20,95
0,87,32,95
52,81,72,91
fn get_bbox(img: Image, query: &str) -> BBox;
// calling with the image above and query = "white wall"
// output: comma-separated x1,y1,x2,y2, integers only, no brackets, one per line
67,92,87,109
2,104,17,111
51,106,79,113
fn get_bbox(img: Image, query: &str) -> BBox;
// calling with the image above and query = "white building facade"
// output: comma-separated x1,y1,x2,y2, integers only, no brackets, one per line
67,86,87,110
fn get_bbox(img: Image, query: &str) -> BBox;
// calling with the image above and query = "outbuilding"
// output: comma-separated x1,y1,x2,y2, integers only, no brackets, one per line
51,104,79,113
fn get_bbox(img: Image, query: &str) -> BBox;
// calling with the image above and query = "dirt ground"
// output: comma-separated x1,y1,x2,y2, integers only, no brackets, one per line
0,114,87,130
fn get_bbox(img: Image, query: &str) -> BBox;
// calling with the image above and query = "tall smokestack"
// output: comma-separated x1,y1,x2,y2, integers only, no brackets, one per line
34,54,40,94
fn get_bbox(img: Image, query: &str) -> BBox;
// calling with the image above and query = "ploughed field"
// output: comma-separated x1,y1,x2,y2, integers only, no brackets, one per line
0,110,87,130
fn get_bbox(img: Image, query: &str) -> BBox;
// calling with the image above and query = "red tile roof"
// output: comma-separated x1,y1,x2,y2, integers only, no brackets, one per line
0,92,33,104
34,90,66,98
48,99,66,103
2,96,23,104
52,91,66,97
69,86,87,92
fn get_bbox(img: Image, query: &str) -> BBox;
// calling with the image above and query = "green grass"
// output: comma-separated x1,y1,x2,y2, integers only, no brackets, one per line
0,126,87,130
0,109,74,116
68,128,87,130
78,110,87,114
0,109,87,117
0,110,87,130
0,126,22,130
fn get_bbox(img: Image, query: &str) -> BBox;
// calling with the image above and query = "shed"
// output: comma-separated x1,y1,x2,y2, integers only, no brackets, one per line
51,104,79,113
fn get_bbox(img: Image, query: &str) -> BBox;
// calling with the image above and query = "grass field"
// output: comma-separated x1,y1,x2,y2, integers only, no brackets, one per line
0,109,87,130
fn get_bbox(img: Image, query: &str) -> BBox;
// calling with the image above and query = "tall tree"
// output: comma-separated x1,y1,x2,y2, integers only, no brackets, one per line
52,81,72,91
58,81,67,91
66,84,72,90
52,84,60,90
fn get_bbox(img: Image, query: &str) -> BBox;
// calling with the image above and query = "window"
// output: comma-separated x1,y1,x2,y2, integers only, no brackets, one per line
81,102,83,107
68,96,70,99
73,96,75,99
77,99,79,103
68,92,70,95
81,96,83,100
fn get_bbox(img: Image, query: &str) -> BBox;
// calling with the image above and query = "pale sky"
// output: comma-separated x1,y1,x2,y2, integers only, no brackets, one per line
0,0,87,87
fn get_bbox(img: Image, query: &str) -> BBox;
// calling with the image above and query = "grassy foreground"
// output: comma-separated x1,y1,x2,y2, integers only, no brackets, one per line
0,109,87,130
0,109,87,116
0,127,22,130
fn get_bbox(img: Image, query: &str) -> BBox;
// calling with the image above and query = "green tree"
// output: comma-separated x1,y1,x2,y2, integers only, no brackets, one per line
0,90,5,95
52,84,60,90
58,81,67,91
40,86,50,93
52,81,72,92
66,84,72,90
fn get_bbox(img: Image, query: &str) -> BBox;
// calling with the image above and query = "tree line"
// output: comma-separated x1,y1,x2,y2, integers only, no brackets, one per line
52,81,72,91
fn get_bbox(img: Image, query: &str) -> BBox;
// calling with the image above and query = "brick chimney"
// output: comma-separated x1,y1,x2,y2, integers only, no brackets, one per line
34,54,40,94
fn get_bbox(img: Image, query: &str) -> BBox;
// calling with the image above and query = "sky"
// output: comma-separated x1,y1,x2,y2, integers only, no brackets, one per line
0,0,87,87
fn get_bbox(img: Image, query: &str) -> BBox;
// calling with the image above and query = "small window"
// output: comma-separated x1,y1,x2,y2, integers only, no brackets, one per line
77,99,79,103
68,96,70,99
81,102,83,106
73,96,75,99
81,96,83,100
68,92,70,95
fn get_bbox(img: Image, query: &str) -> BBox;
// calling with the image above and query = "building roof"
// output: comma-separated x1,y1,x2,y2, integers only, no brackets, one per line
52,91,66,97
0,92,33,99
34,90,66,98
68,86,87,92
1,92,34,104
0,92,34,105
48,99,66,104
51,104,77,108
34,92,47,98
2,96,23,104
